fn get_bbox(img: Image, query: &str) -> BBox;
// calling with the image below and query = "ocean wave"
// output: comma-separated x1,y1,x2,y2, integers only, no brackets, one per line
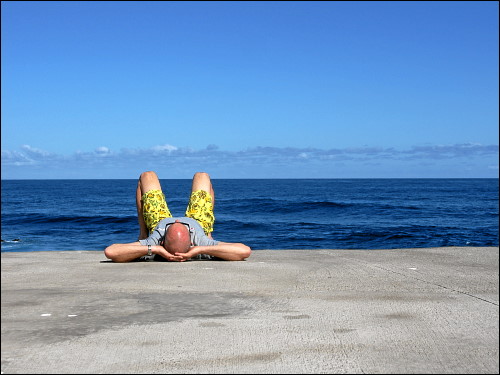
1,213,137,226
221,198,423,215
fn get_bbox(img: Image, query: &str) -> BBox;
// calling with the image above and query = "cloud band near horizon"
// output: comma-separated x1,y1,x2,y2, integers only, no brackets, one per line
2,143,498,179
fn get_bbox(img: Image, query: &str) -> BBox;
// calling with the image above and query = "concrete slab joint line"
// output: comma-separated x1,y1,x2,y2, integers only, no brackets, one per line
348,257,499,306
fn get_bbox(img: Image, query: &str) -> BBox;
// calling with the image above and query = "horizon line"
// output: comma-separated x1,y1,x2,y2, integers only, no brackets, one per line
2,177,499,181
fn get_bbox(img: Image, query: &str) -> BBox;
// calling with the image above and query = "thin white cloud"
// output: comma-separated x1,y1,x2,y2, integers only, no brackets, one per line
20,144,54,159
1,150,35,166
95,146,110,154
152,144,178,153
401,144,499,159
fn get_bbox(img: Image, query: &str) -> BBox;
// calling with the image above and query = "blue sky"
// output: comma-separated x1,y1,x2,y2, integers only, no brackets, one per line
2,1,498,179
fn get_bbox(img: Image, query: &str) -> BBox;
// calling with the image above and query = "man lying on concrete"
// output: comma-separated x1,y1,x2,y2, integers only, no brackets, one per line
104,171,251,262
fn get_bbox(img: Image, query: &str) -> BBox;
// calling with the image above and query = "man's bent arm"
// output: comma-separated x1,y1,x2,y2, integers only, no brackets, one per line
104,242,183,263
179,242,251,261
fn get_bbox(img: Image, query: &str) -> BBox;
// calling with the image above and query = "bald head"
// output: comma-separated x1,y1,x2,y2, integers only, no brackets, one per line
164,222,191,255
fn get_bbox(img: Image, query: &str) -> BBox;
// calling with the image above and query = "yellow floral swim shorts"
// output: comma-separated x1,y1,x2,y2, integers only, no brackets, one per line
141,189,215,236
185,190,215,235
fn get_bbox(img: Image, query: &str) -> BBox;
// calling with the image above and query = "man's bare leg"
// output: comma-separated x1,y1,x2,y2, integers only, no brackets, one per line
136,171,163,240
190,172,215,238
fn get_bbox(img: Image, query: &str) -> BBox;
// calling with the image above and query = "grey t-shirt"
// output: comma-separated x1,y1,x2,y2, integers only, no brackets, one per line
138,217,219,261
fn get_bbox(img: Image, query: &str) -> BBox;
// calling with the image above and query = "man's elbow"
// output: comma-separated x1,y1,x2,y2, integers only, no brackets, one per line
104,244,120,262
237,244,252,261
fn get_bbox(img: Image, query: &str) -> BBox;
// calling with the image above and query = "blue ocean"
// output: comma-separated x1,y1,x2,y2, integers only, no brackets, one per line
1,179,498,253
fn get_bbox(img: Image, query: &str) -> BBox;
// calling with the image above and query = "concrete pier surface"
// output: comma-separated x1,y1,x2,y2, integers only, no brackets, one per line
1,247,498,374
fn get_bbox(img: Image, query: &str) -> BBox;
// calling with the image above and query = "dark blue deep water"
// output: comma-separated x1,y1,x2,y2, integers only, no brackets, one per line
1,179,498,252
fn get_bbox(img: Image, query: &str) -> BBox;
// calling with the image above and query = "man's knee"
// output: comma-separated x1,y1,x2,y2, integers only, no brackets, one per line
139,171,161,192
193,172,210,180
140,171,158,182
191,172,212,194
